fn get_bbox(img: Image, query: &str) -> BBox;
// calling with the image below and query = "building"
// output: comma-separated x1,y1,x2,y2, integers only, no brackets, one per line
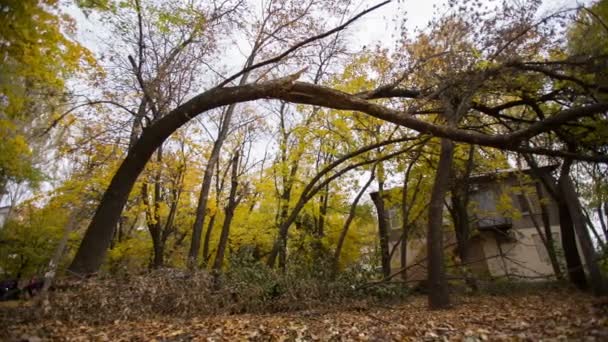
372,166,575,283
0,206,10,229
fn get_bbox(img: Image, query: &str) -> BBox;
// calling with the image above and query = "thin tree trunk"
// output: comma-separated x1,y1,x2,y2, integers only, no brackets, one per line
399,149,423,284
266,141,420,268
203,161,228,267
371,170,391,278
36,210,80,309
212,152,241,271
557,196,589,290
599,204,608,243
583,207,606,248
427,138,453,309
188,107,234,268
202,214,217,266
316,184,329,237
534,182,563,280
334,168,375,269
524,154,587,288
450,145,478,292
188,58,255,268
559,167,606,296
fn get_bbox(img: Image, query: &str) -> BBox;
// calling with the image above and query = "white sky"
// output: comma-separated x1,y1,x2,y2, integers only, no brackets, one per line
353,0,592,50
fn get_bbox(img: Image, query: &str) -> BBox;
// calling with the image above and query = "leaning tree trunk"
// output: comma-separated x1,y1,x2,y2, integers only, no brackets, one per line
427,138,454,310
559,167,606,296
524,154,588,289
334,168,375,270
36,210,80,309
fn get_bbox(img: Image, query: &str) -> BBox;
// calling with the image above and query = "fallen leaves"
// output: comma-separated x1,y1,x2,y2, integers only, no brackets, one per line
2,288,607,341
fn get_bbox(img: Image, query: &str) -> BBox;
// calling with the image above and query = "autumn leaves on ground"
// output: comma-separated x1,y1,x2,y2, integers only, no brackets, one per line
2,285,607,341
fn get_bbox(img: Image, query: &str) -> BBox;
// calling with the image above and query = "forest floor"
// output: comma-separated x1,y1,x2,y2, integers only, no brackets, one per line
2,288,607,341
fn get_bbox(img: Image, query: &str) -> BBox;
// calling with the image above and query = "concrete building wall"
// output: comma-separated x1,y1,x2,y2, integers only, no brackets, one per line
480,225,562,280
0,206,10,228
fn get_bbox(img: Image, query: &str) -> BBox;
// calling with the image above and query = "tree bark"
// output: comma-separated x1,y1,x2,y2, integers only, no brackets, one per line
371,171,391,278
559,164,606,296
557,195,589,289
399,150,423,284
449,144,478,292
334,168,375,269
188,55,256,268
36,210,80,308
427,138,453,309
212,152,240,271
534,182,563,280
599,204,608,243
524,154,587,289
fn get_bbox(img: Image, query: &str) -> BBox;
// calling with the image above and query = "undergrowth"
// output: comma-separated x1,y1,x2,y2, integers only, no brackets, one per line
2,253,407,325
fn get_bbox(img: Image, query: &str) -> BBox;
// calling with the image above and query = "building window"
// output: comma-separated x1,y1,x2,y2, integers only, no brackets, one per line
516,194,531,215
387,207,401,230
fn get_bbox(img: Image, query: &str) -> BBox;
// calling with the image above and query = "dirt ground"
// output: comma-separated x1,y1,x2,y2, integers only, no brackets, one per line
2,289,607,341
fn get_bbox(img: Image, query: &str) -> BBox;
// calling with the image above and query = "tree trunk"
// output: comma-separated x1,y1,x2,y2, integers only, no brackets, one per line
599,204,608,243
399,152,423,285
35,210,80,309
556,193,589,290
427,138,453,309
150,148,165,269
266,140,417,268
449,145,477,292
534,182,563,280
316,184,329,237
371,175,391,278
334,168,375,269
202,213,217,266
559,169,606,295
188,106,235,268
188,57,255,268
523,154,587,289
212,152,240,271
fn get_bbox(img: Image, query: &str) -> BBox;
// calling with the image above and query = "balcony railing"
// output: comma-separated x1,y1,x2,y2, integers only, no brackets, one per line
476,216,513,230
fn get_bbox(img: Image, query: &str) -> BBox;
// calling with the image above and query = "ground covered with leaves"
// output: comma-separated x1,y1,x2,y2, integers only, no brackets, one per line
2,287,607,341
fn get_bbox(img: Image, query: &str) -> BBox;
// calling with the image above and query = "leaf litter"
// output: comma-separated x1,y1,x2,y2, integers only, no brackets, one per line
2,288,607,341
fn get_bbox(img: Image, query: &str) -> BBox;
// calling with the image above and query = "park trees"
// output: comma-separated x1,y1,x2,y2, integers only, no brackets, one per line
2,0,607,311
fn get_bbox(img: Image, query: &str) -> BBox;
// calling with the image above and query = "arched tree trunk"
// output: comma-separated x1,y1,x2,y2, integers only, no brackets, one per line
68,77,299,275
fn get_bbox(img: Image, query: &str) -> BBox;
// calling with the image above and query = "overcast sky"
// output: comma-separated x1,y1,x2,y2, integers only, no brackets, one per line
352,0,593,51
